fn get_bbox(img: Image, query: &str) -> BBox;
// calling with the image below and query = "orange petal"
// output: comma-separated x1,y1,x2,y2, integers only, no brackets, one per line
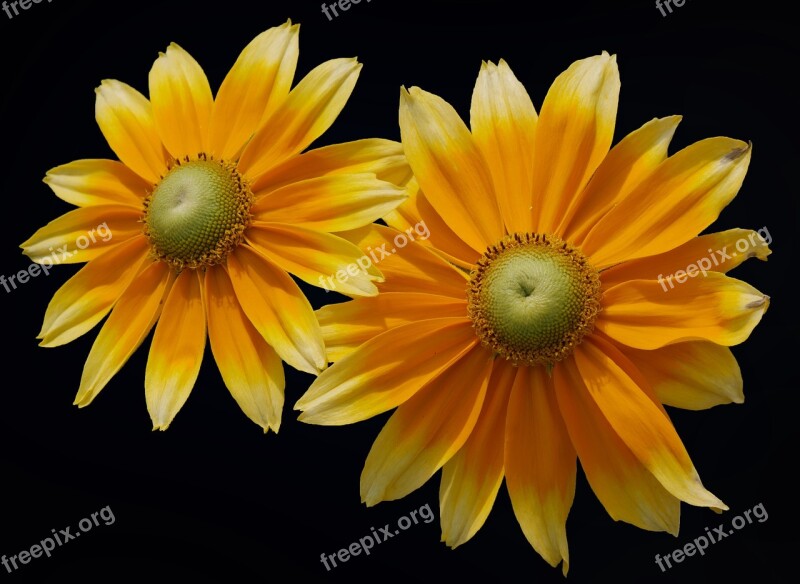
44,159,150,208
38,236,150,347
205,265,285,432
440,359,516,548
74,261,171,406
531,52,620,233
145,269,206,430
316,292,467,362
399,86,503,252
597,271,769,349
95,80,169,183
571,336,727,509
227,245,325,374
470,59,537,234
554,353,681,533
296,318,477,425
505,365,575,575
360,344,492,505
21,206,142,265
618,341,743,410
148,43,214,158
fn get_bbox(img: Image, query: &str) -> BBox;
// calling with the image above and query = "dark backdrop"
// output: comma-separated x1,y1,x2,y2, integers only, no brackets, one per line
0,0,796,582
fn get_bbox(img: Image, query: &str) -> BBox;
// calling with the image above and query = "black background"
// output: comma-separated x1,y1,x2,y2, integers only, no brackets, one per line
0,0,796,582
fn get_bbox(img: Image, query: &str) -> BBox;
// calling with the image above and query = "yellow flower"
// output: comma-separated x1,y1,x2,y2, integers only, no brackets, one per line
295,53,770,574
22,21,409,431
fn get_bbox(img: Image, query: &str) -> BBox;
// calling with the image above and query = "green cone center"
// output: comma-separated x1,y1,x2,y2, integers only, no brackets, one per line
144,159,252,269
467,233,601,367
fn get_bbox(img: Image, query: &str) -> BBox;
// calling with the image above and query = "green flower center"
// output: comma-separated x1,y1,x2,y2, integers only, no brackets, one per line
467,233,601,367
144,157,253,269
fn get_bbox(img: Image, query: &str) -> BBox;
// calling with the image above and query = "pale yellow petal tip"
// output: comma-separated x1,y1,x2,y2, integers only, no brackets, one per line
746,294,770,313
562,560,570,578
151,423,170,432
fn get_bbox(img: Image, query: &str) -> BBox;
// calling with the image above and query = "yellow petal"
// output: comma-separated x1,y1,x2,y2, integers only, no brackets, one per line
21,206,142,264
296,317,477,425
360,344,492,505
239,58,361,178
470,59,537,233
316,292,467,362
571,336,727,509
336,224,469,298
227,245,325,374
252,173,407,232
601,228,772,288
38,236,150,347
554,353,681,534
74,261,171,406
618,341,743,410
145,269,206,431
251,138,410,194
383,179,481,270
531,52,620,233
583,139,752,268
399,86,503,252
440,359,516,548
209,22,299,159
558,116,680,242
95,80,169,183
149,43,213,159
205,265,285,432
246,222,383,297
44,159,149,208
505,365,575,575
597,271,769,349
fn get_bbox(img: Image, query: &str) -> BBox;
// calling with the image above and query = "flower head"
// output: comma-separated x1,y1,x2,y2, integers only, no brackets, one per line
295,54,770,573
22,21,409,431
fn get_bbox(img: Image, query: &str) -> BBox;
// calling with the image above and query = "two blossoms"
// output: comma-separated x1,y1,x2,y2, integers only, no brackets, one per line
23,21,770,574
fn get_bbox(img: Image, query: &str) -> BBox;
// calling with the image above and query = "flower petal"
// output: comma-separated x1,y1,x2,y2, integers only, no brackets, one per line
316,292,467,362
618,341,743,410
38,236,150,347
558,116,680,242
251,138,410,194
601,228,772,288
440,359,516,548
531,52,620,233
74,261,171,406
583,139,752,268
95,80,169,183
205,265,285,432
470,59,537,234
252,173,407,232
296,317,477,425
209,22,299,160
571,336,727,509
336,224,469,298
227,245,325,374
145,269,206,431
44,159,149,208
383,180,481,270
149,43,214,159
505,365,575,575
239,58,361,178
246,222,383,297
21,206,142,264
399,86,503,252
360,344,491,506
554,353,681,533
597,271,769,349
